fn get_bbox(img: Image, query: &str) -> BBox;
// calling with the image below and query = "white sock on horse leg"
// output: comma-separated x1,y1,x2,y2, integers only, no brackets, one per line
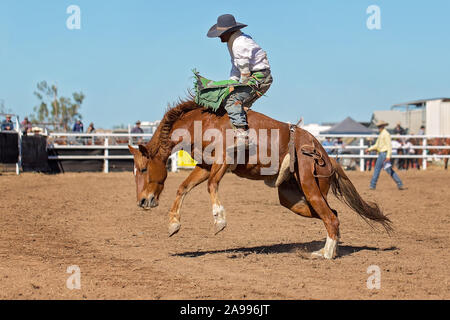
323,235,338,259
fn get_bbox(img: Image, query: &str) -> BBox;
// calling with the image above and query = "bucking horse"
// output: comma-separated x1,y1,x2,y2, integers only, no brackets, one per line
128,99,392,259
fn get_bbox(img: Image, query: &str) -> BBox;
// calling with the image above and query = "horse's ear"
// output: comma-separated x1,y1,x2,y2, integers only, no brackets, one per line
128,145,138,155
138,144,150,158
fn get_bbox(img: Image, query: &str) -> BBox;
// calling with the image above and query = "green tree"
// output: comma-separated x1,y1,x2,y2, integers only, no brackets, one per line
0,99,12,115
31,81,85,131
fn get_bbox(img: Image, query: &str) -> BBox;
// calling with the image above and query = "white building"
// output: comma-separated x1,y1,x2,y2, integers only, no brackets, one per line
371,98,450,135
301,123,331,137
425,98,450,136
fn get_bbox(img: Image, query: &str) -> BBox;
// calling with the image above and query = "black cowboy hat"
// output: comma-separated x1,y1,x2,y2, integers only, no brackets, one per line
207,14,247,38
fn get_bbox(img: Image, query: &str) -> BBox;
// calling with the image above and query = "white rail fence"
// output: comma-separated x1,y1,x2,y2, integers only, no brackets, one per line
316,134,450,171
46,133,450,173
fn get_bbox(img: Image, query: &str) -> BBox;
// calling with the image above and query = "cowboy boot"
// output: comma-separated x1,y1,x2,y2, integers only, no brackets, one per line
226,127,255,152
235,127,250,149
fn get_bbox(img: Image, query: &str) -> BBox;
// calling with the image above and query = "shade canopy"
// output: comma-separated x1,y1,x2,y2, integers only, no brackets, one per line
320,117,374,135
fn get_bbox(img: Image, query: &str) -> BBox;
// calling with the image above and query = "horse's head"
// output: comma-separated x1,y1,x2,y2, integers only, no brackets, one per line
128,144,167,209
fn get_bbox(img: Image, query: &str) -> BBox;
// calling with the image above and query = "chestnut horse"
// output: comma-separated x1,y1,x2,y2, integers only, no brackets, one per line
128,100,392,259
429,138,450,170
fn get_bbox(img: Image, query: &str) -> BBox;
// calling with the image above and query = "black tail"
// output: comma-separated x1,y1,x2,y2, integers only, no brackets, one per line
330,159,393,234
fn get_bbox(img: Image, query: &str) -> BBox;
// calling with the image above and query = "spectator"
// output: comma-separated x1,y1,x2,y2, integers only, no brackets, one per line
391,138,401,168
417,125,425,136
72,120,84,133
334,138,345,154
332,138,345,164
404,139,420,170
1,114,14,131
31,127,43,136
131,120,144,144
21,117,32,135
322,137,333,154
397,139,406,170
131,120,144,134
365,138,376,171
87,122,95,133
393,122,405,135
366,120,405,190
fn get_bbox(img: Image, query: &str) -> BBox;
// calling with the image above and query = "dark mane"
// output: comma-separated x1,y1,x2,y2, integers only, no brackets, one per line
147,99,202,157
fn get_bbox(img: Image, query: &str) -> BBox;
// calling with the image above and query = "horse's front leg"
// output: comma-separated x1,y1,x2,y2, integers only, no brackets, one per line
168,166,210,236
208,163,229,234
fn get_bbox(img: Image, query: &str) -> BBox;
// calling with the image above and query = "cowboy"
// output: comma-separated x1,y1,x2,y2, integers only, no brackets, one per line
366,120,405,190
207,14,273,148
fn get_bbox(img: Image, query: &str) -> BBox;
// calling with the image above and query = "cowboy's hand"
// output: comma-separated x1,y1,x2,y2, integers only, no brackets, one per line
240,72,251,84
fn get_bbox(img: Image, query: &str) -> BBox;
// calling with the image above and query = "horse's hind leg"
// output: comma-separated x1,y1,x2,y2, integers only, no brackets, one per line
278,176,317,218
168,166,210,236
296,159,340,259
208,163,229,234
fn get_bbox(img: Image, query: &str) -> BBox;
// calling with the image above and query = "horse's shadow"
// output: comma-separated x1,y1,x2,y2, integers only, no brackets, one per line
171,240,398,259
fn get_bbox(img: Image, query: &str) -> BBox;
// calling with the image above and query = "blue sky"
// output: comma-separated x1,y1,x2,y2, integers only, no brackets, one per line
1,0,449,128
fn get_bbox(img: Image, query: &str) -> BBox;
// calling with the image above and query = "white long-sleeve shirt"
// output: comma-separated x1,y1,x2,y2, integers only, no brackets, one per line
227,31,270,82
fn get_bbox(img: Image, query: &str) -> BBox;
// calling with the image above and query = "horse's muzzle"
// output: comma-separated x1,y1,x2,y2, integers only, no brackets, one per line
138,195,158,209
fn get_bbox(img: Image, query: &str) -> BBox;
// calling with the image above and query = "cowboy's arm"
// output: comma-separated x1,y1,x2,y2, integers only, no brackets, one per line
232,39,251,84
229,61,240,82
236,61,251,83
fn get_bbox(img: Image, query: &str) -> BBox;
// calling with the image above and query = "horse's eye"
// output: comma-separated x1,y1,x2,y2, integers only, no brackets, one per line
141,168,148,173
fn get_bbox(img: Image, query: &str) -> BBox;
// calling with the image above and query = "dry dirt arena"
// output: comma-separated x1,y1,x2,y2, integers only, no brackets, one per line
1,168,449,300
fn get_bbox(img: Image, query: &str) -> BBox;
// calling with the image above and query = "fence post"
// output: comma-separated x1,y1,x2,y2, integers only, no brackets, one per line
14,116,22,175
422,137,427,170
170,152,178,173
359,138,365,172
16,131,22,176
104,137,109,173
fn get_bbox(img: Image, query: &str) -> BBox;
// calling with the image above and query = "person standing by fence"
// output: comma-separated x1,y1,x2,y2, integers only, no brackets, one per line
322,137,333,154
1,115,14,131
87,122,95,133
72,120,84,133
366,120,406,190
131,120,144,144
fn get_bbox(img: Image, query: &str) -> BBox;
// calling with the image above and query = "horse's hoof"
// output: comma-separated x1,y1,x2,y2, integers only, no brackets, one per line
214,219,227,235
168,222,181,237
311,248,335,260
311,248,325,259
323,252,335,260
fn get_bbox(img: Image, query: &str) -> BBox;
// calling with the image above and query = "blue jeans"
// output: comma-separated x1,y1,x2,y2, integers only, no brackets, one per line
223,71,273,128
370,152,403,188
223,86,253,128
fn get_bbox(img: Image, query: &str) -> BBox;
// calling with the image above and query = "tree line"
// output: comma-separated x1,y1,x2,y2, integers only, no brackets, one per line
31,81,85,131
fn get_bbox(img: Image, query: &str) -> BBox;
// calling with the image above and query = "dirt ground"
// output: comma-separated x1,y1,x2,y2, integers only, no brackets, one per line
0,168,449,300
